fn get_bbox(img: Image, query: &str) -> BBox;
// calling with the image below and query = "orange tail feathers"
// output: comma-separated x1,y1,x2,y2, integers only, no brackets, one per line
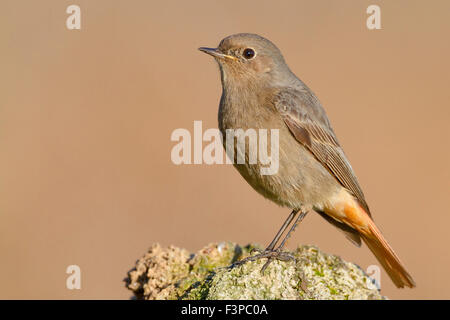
360,219,416,288
324,191,416,288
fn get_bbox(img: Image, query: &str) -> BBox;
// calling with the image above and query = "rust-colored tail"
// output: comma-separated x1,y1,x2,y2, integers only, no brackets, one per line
360,220,416,288
324,189,415,288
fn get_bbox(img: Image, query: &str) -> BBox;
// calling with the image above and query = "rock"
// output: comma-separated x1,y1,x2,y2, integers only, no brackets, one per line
124,242,384,300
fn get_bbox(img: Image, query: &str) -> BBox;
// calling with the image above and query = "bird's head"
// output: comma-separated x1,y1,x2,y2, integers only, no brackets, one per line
199,33,292,87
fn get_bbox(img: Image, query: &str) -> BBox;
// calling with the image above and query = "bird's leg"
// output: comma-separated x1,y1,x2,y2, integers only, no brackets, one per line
260,210,308,273
235,209,309,273
250,209,298,254
274,210,308,251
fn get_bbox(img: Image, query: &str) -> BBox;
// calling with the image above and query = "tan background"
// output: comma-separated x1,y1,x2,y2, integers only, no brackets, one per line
0,0,449,299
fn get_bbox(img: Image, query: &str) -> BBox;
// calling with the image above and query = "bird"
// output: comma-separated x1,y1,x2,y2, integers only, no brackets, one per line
198,33,415,288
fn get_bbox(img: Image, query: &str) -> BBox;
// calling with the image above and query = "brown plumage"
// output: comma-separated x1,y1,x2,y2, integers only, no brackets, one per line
274,88,371,216
199,33,415,288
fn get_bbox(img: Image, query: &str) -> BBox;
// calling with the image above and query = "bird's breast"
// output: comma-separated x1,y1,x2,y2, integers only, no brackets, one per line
217,90,342,209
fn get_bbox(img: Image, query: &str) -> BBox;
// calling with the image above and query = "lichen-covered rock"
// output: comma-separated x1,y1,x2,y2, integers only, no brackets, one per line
124,242,252,300
124,242,384,300
125,244,191,299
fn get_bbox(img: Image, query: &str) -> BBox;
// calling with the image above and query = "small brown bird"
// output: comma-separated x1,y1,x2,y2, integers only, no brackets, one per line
199,33,415,288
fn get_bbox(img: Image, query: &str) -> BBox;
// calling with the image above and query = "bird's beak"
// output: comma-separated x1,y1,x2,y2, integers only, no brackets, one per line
198,47,237,61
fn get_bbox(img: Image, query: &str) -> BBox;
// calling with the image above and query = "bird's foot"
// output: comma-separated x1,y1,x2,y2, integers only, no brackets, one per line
234,248,296,274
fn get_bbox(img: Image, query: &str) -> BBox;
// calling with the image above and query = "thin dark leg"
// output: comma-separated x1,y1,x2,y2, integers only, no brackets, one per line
265,209,299,251
275,211,308,251
235,208,309,273
260,210,308,273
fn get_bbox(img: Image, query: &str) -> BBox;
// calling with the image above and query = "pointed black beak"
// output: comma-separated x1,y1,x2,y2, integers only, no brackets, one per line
198,47,236,60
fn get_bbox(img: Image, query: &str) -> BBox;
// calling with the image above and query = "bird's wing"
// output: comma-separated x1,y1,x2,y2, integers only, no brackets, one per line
273,88,371,216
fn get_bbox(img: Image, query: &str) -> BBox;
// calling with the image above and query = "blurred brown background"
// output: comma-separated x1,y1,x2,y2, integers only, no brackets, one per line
0,0,449,299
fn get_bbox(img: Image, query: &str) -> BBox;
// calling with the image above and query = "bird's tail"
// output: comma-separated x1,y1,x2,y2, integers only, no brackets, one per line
359,219,416,288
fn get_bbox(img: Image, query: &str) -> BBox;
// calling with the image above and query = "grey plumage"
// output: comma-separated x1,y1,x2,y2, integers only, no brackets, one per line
199,33,415,288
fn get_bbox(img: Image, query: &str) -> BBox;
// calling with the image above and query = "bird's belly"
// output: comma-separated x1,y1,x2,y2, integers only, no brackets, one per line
227,124,341,210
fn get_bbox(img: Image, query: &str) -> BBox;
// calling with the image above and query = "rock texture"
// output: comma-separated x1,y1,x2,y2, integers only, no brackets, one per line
124,242,384,300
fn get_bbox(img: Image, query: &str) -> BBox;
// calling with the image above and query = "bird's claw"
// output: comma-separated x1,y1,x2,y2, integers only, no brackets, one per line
234,249,296,274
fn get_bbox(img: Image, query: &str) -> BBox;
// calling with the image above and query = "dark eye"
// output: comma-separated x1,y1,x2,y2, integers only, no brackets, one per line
243,48,255,59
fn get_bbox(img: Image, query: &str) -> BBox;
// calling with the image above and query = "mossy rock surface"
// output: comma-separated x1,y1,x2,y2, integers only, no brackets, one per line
125,242,383,300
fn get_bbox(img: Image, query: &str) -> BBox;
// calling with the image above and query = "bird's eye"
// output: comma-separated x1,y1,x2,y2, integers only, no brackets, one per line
243,48,255,59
